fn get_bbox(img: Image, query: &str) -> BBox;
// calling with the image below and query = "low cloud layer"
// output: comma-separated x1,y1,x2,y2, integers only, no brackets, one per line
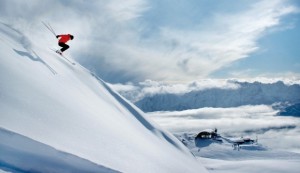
148,105,300,151
0,0,299,82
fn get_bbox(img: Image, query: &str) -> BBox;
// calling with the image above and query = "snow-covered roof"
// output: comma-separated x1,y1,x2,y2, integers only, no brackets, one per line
199,129,216,134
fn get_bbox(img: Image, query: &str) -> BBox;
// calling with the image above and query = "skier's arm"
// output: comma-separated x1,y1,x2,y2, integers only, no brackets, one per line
56,34,69,39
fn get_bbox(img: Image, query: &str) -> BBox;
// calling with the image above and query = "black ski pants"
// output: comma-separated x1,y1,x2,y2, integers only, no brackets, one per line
59,42,69,52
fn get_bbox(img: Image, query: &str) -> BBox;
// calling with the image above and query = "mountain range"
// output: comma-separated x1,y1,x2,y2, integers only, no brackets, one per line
130,81,300,112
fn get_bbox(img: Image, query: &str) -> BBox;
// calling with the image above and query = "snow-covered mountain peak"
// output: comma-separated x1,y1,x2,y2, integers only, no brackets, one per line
0,23,207,173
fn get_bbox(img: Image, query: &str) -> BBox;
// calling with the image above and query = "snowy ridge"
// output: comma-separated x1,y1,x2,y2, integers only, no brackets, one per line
0,23,207,173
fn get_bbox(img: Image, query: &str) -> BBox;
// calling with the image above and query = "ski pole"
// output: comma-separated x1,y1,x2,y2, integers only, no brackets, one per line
42,21,57,37
47,22,56,36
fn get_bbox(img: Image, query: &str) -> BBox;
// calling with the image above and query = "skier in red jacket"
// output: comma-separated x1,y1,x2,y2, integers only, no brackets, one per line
56,34,74,55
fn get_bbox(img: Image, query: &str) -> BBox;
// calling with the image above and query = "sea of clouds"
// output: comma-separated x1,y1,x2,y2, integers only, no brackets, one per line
148,105,300,152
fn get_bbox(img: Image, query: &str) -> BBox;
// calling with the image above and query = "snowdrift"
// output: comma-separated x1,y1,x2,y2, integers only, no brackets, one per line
0,23,207,173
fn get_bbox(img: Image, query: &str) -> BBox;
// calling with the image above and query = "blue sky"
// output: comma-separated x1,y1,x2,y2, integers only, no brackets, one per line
212,1,300,78
136,0,300,81
1,0,299,83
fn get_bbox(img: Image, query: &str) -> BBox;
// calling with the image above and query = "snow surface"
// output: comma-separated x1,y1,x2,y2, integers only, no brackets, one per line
0,128,119,173
0,170,11,173
199,158,300,173
0,23,208,173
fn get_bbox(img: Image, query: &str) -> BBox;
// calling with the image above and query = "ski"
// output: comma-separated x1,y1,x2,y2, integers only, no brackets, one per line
60,54,76,65
49,48,76,65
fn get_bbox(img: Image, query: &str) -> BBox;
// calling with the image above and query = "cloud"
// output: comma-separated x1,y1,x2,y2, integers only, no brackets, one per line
0,0,298,83
147,105,300,151
154,0,299,78
110,78,300,103
111,79,244,102
97,0,298,82
105,0,149,21
228,71,300,82
148,105,284,133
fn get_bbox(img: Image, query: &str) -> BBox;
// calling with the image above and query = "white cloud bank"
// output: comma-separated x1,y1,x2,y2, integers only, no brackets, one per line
110,78,300,102
148,105,300,151
0,0,298,82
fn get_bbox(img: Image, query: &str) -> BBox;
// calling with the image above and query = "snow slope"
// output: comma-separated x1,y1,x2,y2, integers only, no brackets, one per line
0,22,207,173
0,127,119,173
199,158,300,173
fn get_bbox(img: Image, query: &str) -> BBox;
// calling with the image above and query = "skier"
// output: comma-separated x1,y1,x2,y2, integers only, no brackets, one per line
55,34,74,55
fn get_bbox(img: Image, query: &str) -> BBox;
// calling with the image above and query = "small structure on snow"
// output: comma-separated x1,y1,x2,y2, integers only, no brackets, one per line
231,136,256,145
195,128,222,148
195,128,218,139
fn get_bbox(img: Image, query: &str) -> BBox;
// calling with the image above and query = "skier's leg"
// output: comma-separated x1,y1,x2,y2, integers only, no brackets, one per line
59,42,69,52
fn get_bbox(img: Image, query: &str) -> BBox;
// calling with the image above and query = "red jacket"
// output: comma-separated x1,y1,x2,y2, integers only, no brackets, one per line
57,34,71,43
